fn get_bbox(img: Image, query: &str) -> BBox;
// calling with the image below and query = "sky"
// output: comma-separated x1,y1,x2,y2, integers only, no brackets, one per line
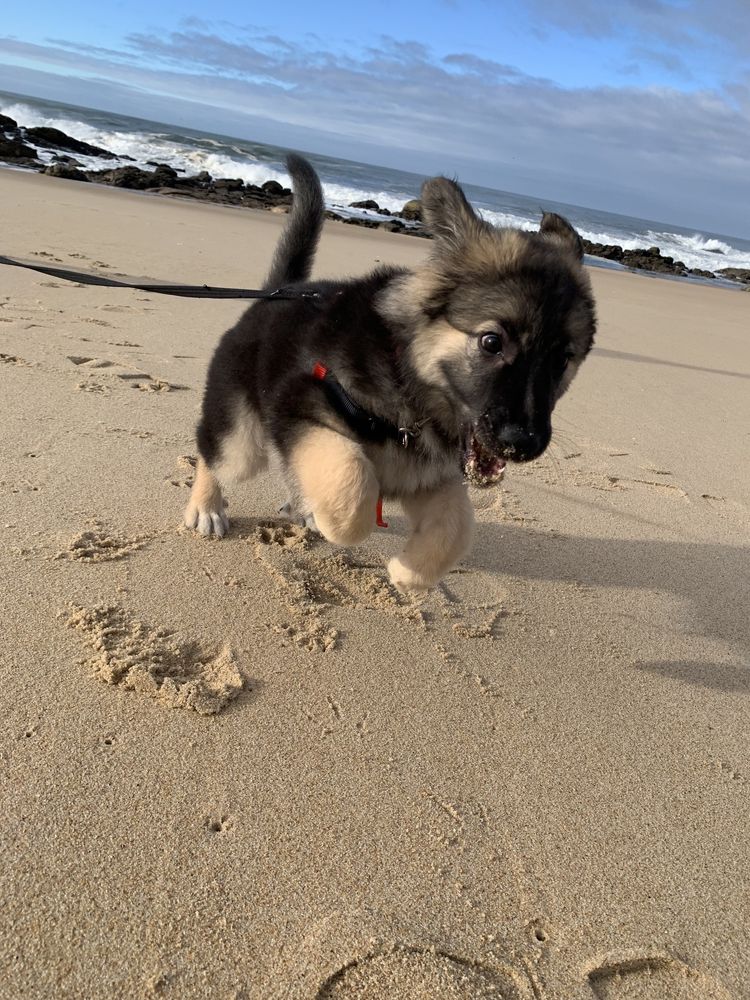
1,0,748,236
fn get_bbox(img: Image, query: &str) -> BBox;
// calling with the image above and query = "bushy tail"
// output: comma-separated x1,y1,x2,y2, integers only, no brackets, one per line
264,154,324,290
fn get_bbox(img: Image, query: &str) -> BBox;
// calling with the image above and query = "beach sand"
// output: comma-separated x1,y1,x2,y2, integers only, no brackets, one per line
1,169,748,1000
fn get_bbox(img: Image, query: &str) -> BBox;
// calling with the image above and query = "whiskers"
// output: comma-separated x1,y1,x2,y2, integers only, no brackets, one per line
533,426,583,487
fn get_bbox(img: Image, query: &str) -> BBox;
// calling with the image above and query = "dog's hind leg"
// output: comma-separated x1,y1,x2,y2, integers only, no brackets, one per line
388,478,474,594
291,427,378,545
184,400,268,538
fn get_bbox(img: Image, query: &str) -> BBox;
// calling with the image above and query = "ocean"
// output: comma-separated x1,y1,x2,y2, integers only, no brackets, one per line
2,90,749,280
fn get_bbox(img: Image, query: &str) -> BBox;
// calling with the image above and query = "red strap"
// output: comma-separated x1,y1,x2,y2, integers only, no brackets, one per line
312,362,328,380
376,496,388,528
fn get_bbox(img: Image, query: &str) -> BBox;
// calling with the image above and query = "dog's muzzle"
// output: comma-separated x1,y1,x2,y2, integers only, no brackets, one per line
463,429,507,487
493,423,550,463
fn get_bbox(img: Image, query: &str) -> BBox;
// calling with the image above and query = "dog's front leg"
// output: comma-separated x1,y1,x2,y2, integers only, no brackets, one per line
388,479,474,594
291,427,379,545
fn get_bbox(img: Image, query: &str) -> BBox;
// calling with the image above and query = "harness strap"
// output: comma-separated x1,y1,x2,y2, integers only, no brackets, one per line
311,362,421,449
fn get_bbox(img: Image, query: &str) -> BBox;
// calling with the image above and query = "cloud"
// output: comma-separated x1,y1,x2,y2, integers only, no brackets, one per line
525,0,750,72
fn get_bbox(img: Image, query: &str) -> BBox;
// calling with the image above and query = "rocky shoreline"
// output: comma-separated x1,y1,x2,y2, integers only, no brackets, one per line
2,113,748,286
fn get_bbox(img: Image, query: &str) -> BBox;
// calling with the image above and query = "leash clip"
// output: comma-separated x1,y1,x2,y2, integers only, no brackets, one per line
398,419,427,449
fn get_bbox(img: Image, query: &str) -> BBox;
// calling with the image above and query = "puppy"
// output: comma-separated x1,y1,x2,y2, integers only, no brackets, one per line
185,155,596,594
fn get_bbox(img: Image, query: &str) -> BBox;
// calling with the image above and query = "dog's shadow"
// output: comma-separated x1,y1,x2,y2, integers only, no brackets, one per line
472,519,749,693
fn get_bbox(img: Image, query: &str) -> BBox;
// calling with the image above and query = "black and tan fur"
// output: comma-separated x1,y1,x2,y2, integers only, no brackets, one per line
185,155,596,593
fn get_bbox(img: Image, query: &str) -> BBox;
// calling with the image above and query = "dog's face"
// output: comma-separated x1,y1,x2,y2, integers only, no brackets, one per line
384,178,596,482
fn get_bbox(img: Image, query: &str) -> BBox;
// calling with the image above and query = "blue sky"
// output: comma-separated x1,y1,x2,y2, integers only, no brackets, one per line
1,0,748,234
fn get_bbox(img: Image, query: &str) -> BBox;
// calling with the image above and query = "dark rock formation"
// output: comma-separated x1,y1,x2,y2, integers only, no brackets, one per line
717,268,750,284
0,113,18,131
0,135,39,164
86,165,156,189
582,240,689,277
214,178,245,191
43,163,89,181
25,126,114,159
261,179,284,195
398,199,422,221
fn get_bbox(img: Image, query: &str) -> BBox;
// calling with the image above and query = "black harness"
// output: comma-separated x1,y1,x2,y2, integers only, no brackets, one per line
312,363,425,449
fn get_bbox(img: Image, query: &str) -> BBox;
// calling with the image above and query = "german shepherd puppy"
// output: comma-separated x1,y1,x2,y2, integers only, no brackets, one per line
185,155,595,594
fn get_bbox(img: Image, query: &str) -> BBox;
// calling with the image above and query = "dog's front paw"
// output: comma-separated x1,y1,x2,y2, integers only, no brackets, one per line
184,501,229,538
387,557,433,597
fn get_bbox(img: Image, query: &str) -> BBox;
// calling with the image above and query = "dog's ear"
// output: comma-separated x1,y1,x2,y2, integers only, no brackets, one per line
540,212,584,261
421,177,483,249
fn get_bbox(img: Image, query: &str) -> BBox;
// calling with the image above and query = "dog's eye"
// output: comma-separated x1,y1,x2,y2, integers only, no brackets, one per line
556,348,575,372
480,333,504,356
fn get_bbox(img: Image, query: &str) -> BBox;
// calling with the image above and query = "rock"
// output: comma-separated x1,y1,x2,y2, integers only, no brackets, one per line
0,113,18,131
86,165,155,189
620,249,687,275
51,153,85,167
0,136,39,162
43,163,89,181
398,199,422,221
152,164,178,184
583,241,624,261
262,179,284,195
343,217,379,229
24,126,114,159
379,220,405,232
717,267,750,284
689,268,716,279
350,199,381,211
582,239,691,277
214,178,244,191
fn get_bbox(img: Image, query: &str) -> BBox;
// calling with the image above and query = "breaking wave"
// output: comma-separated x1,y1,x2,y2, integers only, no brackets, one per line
3,96,749,276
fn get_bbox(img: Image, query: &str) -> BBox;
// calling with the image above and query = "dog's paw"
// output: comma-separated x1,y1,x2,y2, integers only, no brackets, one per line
387,557,433,597
184,501,229,538
279,499,319,533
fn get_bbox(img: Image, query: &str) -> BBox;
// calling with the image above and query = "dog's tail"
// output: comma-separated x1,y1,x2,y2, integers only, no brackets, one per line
264,154,325,290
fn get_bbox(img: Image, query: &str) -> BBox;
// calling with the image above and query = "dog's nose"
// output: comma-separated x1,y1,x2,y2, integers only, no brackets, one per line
496,424,546,461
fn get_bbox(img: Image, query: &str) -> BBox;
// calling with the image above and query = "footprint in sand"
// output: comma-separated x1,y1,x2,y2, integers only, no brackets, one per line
587,953,731,999
55,520,148,562
69,355,187,392
66,604,244,715
317,946,528,999
166,454,197,489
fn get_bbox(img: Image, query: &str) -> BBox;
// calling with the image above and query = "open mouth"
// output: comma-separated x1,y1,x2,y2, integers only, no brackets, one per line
463,428,506,487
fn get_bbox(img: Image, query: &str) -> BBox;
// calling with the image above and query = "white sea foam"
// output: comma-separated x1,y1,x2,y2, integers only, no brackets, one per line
4,99,748,276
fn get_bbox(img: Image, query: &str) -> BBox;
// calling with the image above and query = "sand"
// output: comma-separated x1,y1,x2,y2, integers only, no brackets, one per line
0,169,748,1000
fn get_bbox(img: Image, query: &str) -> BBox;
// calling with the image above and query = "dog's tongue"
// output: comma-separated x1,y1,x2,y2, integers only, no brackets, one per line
463,431,506,487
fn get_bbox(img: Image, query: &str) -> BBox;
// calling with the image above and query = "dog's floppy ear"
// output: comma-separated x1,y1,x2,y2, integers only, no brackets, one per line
540,212,584,261
421,177,483,249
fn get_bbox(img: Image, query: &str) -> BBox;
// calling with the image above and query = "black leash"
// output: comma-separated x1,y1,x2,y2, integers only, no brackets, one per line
0,254,320,300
